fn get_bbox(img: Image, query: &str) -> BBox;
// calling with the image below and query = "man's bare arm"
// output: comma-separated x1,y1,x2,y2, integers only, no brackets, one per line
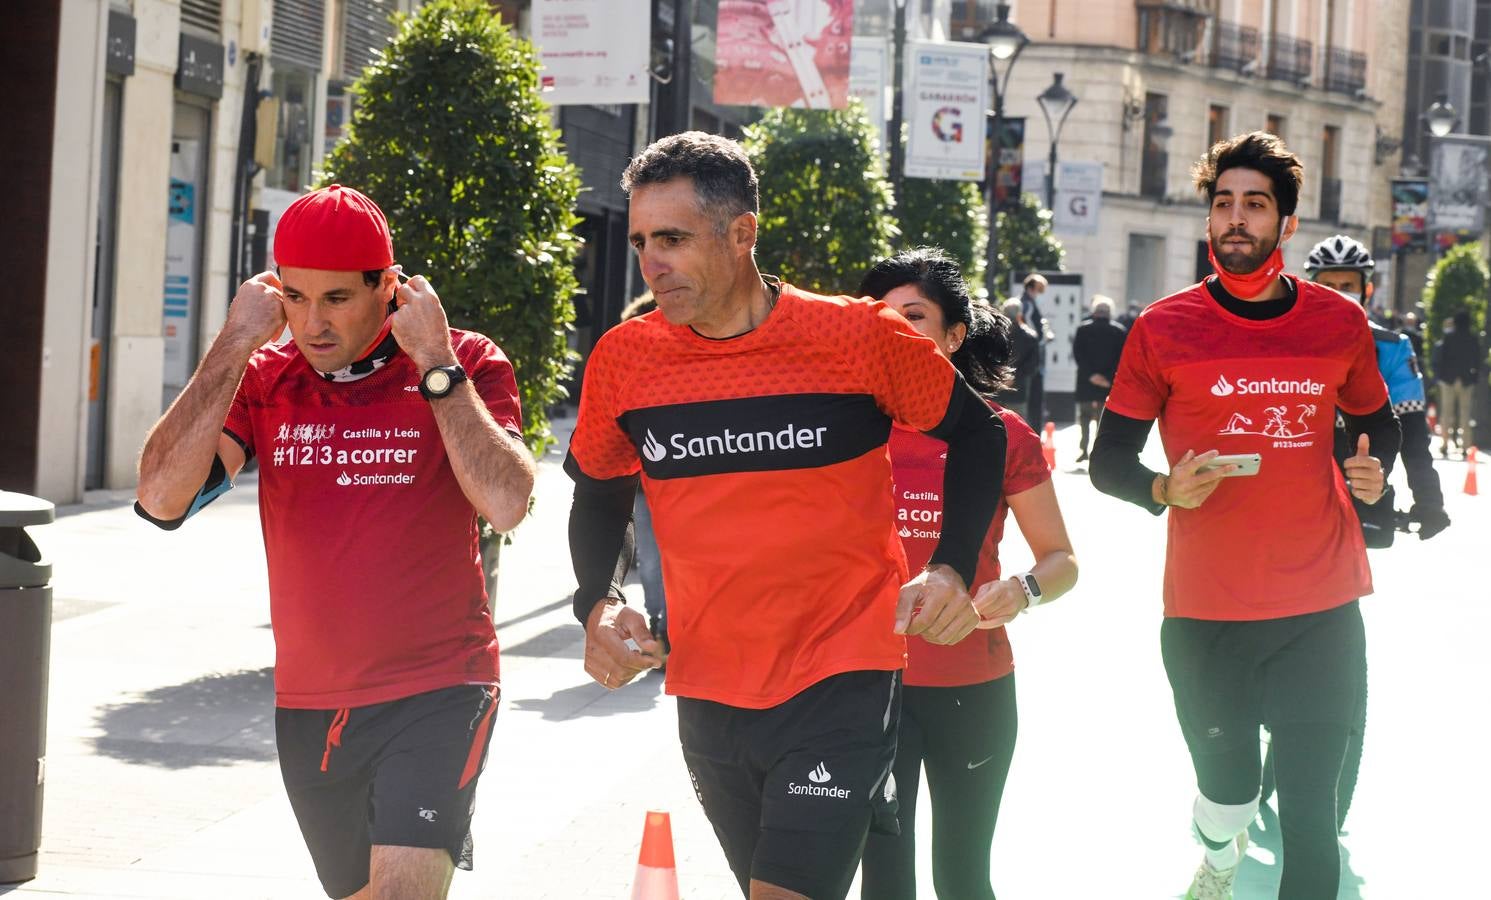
136,273,285,519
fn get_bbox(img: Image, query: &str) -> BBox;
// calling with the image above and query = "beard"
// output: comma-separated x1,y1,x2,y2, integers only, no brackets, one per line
1210,227,1279,275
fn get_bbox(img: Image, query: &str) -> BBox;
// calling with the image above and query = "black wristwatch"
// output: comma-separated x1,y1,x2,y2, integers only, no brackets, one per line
419,364,467,400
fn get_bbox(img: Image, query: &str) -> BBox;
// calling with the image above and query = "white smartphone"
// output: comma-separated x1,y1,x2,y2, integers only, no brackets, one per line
1198,453,1263,477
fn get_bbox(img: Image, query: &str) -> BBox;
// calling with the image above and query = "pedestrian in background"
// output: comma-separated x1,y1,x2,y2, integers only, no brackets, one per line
999,297,1040,424
858,248,1078,900
134,185,535,899
1432,309,1481,457
1071,294,1127,463
1017,273,1053,428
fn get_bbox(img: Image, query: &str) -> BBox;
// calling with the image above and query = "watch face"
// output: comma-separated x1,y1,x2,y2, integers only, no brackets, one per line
1023,574,1041,597
425,369,451,394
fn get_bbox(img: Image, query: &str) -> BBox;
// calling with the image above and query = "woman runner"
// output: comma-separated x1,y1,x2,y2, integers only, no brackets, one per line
858,248,1078,899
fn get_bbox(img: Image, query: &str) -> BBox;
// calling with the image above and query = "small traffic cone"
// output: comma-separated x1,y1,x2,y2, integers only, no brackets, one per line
1465,446,1479,496
1427,402,1439,437
630,810,680,900
1041,422,1056,471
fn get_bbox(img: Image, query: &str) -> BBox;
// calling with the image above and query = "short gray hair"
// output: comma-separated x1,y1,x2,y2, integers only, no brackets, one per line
1091,294,1115,317
621,132,759,233
1001,298,1022,319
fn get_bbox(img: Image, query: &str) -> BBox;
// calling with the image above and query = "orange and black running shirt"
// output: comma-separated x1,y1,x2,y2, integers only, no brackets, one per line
567,284,960,708
1105,276,1387,621
224,329,520,709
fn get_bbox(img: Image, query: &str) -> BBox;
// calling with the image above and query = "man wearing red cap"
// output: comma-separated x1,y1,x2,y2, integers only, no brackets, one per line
135,184,535,899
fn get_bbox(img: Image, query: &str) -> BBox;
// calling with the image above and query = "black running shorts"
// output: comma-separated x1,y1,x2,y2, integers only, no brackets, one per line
276,683,499,899
678,669,901,900
1161,600,1366,757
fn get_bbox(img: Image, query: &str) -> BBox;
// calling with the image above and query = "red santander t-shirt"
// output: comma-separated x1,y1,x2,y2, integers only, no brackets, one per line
890,407,1049,686
1105,277,1387,621
225,329,521,709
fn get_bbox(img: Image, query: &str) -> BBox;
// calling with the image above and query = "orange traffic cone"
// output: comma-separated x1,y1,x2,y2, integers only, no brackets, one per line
630,810,680,900
1427,402,1439,437
1465,446,1479,496
1042,422,1056,471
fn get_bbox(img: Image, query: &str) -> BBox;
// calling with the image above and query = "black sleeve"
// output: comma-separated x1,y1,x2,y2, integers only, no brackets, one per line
924,378,1006,586
1089,408,1166,515
1340,401,1401,478
133,454,233,531
564,452,637,625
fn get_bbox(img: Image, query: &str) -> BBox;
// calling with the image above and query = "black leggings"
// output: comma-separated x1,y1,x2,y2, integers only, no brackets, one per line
1163,603,1366,900
860,674,1017,900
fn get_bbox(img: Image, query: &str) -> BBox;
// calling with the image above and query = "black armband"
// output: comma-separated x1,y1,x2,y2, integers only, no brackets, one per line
564,451,638,625
1089,408,1165,515
1340,402,1401,478
134,454,233,531
925,379,1006,586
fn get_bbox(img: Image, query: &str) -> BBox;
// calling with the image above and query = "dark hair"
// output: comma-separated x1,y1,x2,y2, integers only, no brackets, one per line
362,269,384,287
858,247,1014,396
1453,309,1472,330
621,131,759,232
1192,131,1304,217
621,291,657,321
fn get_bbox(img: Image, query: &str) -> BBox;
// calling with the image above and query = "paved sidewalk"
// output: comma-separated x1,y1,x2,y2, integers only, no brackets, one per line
2,418,1487,898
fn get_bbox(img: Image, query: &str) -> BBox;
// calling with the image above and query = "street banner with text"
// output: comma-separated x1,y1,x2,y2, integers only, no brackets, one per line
1390,178,1429,251
533,0,649,106
849,37,890,156
1428,136,1490,233
1053,161,1102,235
904,40,989,182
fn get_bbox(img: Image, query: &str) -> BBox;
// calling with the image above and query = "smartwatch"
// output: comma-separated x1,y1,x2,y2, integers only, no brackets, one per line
1015,572,1044,613
419,364,467,400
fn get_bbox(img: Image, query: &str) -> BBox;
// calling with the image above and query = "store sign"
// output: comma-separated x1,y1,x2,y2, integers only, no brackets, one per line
106,10,135,77
163,142,199,389
904,40,988,182
533,0,650,106
176,33,224,99
1053,161,1102,235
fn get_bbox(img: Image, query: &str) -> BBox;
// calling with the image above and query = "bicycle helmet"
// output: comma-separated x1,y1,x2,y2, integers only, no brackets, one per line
1305,235,1375,277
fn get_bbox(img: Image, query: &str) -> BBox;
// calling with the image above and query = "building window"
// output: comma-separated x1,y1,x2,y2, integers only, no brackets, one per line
1138,4,1208,62
1141,92,1169,199
268,67,316,192
1207,104,1229,149
1266,113,1286,141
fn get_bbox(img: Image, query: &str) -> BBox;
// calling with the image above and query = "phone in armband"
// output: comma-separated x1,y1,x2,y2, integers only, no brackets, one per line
1198,453,1263,477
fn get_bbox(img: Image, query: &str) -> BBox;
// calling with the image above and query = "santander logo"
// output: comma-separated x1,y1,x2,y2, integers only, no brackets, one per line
1211,375,1236,397
642,430,667,463
808,762,832,784
336,472,353,486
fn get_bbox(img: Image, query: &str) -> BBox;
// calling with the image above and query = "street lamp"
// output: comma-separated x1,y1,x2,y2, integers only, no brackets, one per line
1424,93,1459,137
980,2,1029,302
1036,72,1078,211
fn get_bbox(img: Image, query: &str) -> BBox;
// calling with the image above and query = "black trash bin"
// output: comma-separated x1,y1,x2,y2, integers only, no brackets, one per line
0,491,55,884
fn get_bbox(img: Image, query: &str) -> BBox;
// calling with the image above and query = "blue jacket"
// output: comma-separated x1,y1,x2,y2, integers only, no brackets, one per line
1370,321,1425,413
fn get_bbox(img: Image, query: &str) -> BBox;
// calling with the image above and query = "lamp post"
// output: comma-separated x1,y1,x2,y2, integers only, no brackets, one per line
980,2,1029,301
1036,72,1078,211
1424,92,1458,138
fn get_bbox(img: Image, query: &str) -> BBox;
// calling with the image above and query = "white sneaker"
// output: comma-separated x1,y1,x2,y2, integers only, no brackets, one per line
1183,829,1248,900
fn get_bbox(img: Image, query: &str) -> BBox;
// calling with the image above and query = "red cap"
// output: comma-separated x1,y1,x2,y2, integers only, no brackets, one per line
273,184,395,271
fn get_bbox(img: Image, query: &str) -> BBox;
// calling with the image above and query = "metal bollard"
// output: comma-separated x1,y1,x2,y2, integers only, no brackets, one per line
0,491,55,884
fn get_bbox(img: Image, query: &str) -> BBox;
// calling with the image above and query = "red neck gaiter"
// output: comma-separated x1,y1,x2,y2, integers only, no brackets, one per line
1207,218,1289,299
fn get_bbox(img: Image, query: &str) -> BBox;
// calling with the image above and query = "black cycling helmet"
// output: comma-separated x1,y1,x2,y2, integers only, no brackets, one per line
1305,235,1375,278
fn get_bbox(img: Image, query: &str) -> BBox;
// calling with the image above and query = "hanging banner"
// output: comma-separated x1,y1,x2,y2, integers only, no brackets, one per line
715,0,854,109
1390,178,1429,252
849,37,889,156
992,117,1025,210
904,40,989,182
1428,135,1490,232
533,0,650,106
1053,161,1103,235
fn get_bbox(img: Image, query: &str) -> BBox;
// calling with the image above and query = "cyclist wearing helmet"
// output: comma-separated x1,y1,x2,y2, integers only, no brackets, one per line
1305,235,1450,541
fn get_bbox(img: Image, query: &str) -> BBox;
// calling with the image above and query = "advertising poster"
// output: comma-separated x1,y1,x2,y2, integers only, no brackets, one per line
1428,136,1490,233
533,0,650,106
903,40,988,182
1052,161,1102,235
714,0,854,109
1390,178,1429,251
